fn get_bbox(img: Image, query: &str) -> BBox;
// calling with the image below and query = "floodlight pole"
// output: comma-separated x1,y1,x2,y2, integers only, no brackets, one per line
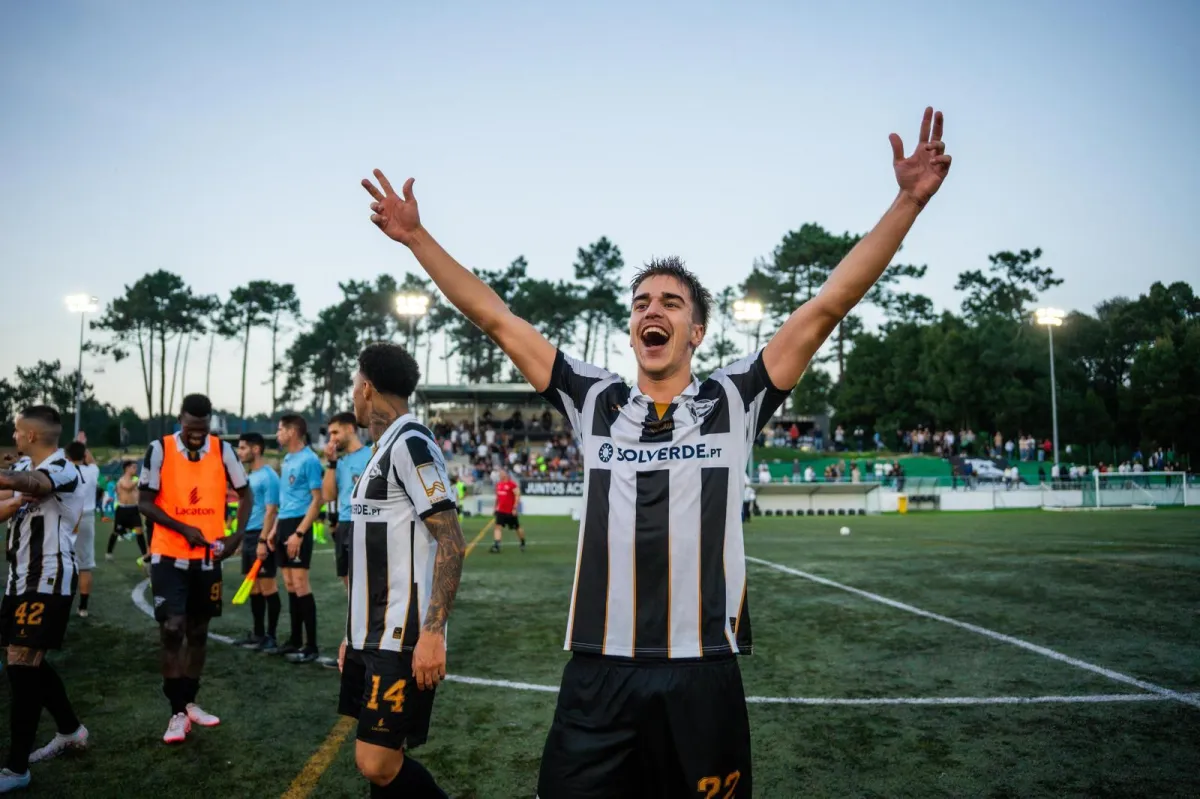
74,311,86,438
1047,323,1059,466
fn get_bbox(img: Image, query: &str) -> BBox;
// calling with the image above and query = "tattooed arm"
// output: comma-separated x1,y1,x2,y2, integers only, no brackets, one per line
0,469,53,497
411,508,465,691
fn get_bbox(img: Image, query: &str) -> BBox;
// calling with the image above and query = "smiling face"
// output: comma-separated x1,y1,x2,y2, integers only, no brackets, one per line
629,273,706,380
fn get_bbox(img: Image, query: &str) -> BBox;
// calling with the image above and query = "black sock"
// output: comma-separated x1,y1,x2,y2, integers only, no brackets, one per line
162,677,188,715
250,594,266,636
40,663,81,735
300,594,317,650
107,533,119,554
370,755,447,798
79,593,90,611
184,677,200,705
287,592,301,646
5,666,42,774
266,593,281,638
135,533,148,556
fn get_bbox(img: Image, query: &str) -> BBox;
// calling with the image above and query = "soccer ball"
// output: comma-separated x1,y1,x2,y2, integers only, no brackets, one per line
839,526,850,536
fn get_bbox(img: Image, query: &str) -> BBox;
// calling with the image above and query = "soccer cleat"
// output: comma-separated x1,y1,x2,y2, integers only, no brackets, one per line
317,656,339,670
272,642,301,657
285,647,319,664
163,713,190,744
186,704,220,727
0,769,30,793
256,635,279,654
105,553,113,562
520,540,526,551
489,543,500,553
233,632,263,649
77,608,89,619
29,724,89,763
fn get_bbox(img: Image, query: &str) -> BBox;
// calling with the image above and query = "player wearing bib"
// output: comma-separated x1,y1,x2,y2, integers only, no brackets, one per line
138,394,252,744
484,469,524,553
362,113,951,796
233,433,281,652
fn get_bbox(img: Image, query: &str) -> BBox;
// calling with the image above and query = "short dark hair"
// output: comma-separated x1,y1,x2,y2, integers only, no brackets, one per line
20,405,61,426
238,432,266,453
181,394,213,418
630,256,712,330
358,342,420,399
66,441,87,462
122,460,138,472
329,412,358,428
279,413,308,439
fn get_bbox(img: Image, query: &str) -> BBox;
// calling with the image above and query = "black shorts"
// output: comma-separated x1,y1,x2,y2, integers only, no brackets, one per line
114,505,142,534
241,532,278,579
338,648,437,750
274,516,314,570
537,654,752,799
333,521,351,578
0,592,74,650
494,511,520,529
150,557,223,623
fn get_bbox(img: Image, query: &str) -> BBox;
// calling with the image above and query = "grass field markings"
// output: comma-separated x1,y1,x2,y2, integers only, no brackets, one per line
1065,556,1197,575
132,580,1197,709
281,716,357,799
746,555,1200,710
463,525,491,558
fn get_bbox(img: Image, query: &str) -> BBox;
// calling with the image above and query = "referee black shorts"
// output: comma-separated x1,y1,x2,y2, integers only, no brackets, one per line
537,653,752,799
274,516,314,570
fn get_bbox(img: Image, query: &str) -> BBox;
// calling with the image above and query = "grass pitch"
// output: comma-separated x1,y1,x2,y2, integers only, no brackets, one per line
5,510,1199,798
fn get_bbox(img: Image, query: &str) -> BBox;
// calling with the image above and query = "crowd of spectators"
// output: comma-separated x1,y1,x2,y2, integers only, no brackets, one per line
429,411,583,488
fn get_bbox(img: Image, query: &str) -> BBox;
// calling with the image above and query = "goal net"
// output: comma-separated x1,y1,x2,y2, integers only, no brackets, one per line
1081,472,1191,509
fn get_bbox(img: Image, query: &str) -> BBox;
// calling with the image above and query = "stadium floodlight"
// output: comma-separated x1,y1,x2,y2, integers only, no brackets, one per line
64,294,100,438
394,293,430,318
1035,307,1065,465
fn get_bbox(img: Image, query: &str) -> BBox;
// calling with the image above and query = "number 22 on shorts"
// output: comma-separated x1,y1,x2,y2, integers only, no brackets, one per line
698,771,741,798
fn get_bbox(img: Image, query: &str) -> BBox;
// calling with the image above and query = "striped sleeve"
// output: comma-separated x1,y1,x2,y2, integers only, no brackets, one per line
38,458,80,496
140,441,164,491
712,349,791,440
539,351,618,437
392,433,456,520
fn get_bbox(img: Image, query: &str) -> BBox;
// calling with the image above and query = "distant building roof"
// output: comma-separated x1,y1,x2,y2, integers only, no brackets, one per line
414,383,545,406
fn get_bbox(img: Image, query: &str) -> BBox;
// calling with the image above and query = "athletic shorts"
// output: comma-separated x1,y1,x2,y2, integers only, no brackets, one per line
0,592,74,650
149,556,223,623
274,516,314,569
114,505,142,534
333,521,352,578
537,653,752,799
494,511,520,530
338,648,436,751
73,513,97,570
240,531,278,579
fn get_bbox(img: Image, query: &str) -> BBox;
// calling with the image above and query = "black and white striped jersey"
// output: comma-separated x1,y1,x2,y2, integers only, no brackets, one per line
346,414,456,653
541,349,790,659
5,449,84,597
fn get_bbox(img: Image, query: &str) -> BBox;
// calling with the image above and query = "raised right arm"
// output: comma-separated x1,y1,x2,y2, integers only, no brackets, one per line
362,171,557,391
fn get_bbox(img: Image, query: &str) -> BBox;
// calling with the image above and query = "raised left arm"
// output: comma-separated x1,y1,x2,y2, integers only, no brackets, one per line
762,107,951,390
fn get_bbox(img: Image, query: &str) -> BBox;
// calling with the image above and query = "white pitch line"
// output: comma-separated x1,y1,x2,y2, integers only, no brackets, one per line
747,556,1200,710
130,580,1199,708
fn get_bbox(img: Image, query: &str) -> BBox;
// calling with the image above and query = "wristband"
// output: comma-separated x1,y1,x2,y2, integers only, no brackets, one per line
211,539,225,558
326,460,338,470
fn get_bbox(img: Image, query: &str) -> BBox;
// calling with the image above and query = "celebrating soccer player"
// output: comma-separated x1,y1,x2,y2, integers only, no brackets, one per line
137,394,252,744
233,432,282,652
336,342,465,798
363,106,951,796
266,414,323,663
0,407,89,792
64,440,99,618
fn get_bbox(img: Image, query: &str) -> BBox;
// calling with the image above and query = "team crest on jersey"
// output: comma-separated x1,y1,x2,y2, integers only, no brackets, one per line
689,398,718,421
416,462,448,499
367,463,383,481
287,474,296,486
599,443,614,463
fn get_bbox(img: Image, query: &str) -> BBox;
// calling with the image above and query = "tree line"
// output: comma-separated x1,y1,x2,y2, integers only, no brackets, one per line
3,224,1195,461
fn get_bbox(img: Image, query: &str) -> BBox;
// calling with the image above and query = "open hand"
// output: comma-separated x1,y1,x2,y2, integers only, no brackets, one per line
287,533,302,560
890,107,951,207
412,631,446,691
361,169,422,246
